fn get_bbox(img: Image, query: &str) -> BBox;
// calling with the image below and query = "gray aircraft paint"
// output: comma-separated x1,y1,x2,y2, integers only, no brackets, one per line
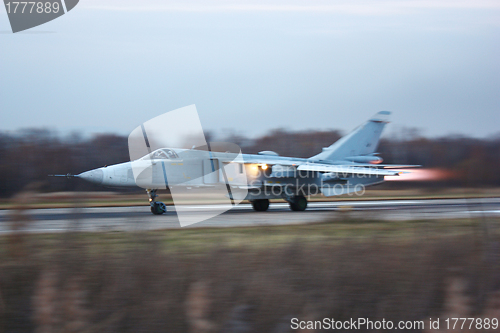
76,107,403,226
309,111,390,162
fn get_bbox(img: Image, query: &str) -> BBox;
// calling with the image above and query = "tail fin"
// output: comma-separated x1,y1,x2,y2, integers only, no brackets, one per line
309,111,390,162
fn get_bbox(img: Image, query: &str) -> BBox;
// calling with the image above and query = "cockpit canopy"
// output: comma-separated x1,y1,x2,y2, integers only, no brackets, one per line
141,149,180,160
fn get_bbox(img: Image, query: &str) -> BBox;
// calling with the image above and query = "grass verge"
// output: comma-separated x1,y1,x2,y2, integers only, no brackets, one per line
1,216,499,332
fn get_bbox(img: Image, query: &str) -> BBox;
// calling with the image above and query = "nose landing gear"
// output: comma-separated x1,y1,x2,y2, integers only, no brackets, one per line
147,189,167,215
151,202,167,215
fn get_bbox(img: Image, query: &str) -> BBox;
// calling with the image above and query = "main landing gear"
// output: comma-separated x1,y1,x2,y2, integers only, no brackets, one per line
147,189,167,215
251,199,270,212
250,195,308,212
288,195,307,211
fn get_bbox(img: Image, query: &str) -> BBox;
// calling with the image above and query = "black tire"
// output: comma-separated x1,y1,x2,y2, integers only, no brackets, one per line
289,195,307,211
151,202,166,215
251,199,270,212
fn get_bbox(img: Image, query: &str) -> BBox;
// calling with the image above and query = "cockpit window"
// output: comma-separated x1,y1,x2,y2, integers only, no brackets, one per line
152,150,169,159
142,149,180,160
164,149,179,159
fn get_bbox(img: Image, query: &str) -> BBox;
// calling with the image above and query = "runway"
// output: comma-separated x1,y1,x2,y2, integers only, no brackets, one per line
1,198,500,233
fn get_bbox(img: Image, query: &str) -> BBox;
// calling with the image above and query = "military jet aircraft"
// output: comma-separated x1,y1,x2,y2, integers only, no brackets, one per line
58,111,413,215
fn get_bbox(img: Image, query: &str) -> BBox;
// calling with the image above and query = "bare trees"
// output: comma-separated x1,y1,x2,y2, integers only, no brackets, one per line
0,128,498,197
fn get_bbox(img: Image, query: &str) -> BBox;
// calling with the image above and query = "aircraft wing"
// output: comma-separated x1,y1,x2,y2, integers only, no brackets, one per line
222,156,405,177
238,158,402,177
296,164,401,177
347,164,421,169
237,158,305,166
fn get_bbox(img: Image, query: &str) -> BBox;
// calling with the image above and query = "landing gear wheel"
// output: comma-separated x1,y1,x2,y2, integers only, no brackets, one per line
151,202,167,215
251,199,270,212
146,189,166,215
289,195,307,211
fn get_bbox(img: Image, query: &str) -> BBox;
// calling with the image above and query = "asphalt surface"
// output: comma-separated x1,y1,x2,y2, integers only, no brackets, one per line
1,198,500,233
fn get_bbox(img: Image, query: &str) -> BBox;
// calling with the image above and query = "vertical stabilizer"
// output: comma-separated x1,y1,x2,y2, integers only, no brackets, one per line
309,111,390,162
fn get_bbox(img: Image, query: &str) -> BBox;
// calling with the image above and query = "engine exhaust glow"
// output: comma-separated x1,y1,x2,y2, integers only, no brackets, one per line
386,168,451,181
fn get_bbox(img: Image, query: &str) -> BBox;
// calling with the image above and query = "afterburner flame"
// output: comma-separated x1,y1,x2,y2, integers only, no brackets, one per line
386,168,451,181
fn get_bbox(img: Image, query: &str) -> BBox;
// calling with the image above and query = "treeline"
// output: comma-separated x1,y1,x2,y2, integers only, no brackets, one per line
0,129,130,197
0,128,499,197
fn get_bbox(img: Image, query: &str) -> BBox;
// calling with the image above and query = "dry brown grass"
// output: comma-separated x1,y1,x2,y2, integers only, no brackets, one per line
0,216,500,332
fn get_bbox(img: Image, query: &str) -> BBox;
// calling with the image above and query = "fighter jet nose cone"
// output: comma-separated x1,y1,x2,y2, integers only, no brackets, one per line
78,169,103,184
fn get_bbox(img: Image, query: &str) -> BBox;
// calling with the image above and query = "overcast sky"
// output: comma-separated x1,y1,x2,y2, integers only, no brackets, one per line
1,0,499,139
